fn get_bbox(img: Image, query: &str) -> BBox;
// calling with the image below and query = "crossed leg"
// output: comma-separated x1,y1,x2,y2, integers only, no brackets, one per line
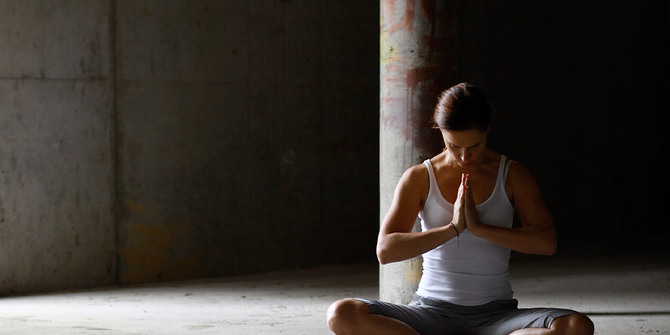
327,298,419,335
507,313,594,335
327,298,594,335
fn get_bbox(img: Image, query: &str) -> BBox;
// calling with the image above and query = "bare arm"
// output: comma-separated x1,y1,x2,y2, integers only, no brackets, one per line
464,162,557,255
376,165,463,264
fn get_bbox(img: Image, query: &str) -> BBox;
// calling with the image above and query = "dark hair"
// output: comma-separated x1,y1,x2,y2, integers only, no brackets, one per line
433,83,494,131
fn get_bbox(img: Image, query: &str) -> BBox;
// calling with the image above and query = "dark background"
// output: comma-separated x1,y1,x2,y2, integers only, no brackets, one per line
0,1,667,294
458,1,669,253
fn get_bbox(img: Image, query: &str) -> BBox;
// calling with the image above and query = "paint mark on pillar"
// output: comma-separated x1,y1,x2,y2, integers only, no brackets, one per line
381,32,402,66
404,257,422,284
386,0,416,33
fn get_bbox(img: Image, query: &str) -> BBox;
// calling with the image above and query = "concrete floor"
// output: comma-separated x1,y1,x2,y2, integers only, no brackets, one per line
0,251,668,335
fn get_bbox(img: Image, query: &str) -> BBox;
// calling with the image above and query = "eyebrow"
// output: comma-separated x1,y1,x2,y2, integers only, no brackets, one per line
450,142,480,148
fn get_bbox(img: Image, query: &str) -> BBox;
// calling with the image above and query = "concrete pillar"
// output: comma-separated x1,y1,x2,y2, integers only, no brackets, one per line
379,0,457,304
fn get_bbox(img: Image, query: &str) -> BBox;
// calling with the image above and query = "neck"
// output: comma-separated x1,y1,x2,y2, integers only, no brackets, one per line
443,149,494,173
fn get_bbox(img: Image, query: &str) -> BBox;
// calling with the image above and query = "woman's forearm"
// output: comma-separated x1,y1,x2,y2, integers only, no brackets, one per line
470,223,557,255
376,225,458,264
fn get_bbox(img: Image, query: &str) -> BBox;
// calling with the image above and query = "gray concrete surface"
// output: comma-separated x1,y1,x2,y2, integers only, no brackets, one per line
0,0,379,295
0,0,116,293
378,0,454,305
2,0,667,305
0,253,668,335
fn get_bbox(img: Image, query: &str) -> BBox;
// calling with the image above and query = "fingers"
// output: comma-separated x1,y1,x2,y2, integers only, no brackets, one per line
457,173,472,205
461,173,470,191
456,173,465,201
461,173,470,184
463,174,474,204
462,173,470,190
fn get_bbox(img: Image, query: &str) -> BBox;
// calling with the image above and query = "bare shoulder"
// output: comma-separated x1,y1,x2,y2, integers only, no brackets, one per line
506,160,543,203
507,160,534,182
403,162,429,183
394,162,430,207
399,163,429,193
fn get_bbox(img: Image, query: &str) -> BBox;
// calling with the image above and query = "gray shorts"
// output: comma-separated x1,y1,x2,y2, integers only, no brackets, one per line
357,295,576,335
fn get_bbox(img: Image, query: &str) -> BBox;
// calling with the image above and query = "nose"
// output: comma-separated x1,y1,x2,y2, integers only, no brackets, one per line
461,149,470,163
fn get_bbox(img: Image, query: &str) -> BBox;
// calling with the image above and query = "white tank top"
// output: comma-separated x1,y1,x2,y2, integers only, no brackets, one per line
416,155,515,306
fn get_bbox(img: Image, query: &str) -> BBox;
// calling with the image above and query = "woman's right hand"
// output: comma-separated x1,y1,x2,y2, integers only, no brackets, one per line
451,173,467,234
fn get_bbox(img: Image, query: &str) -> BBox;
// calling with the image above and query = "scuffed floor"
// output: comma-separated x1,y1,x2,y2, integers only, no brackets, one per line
0,253,668,335
0,264,377,335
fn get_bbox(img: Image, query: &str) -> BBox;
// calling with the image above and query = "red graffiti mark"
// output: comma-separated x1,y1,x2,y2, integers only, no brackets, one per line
405,65,449,152
380,0,459,157
381,0,396,22
383,0,440,34
385,0,416,33
406,67,431,92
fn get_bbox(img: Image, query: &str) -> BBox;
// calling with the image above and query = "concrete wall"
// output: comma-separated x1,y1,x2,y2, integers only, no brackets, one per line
0,1,115,294
114,1,380,284
1,0,666,295
1,0,379,294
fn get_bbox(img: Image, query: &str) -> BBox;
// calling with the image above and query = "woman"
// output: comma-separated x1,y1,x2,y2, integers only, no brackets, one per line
327,83,594,335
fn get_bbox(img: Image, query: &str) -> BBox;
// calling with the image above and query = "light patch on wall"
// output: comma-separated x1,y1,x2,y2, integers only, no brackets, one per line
123,198,146,213
118,200,211,284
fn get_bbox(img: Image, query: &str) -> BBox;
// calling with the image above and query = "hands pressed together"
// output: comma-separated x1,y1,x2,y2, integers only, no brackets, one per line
452,174,483,236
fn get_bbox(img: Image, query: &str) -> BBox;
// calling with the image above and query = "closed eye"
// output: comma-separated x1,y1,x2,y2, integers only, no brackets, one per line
449,143,480,149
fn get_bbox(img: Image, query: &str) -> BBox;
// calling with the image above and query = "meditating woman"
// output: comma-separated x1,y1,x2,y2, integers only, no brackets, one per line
327,83,594,335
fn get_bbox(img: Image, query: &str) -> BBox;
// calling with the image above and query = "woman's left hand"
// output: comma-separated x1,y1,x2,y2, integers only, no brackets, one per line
463,174,483,234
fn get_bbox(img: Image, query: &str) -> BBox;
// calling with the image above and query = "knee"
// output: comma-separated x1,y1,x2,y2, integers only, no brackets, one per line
570,313,594,335
556,313,594,335
326,299,369,334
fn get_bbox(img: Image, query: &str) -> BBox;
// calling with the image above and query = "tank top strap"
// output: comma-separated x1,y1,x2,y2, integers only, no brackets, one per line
501,155,513,184
423,159,439,197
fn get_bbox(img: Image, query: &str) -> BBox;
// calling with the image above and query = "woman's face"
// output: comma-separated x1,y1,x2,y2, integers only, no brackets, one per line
440,128,488,168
